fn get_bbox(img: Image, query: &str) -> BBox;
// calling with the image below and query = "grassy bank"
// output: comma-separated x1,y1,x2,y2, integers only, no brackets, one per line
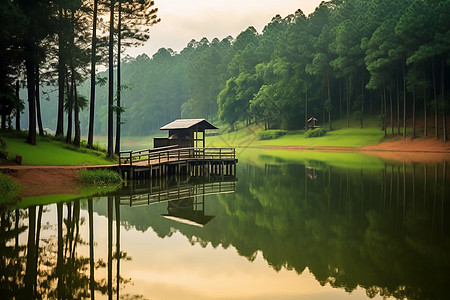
0,173,21,204
79,169,122,184
1,130,114,165
207,123,385,148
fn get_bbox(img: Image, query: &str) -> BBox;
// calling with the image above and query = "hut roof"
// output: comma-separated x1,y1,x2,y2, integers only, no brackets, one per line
160,119,218,130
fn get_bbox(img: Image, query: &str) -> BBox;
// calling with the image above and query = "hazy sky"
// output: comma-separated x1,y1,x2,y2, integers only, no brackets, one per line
127,0,324,57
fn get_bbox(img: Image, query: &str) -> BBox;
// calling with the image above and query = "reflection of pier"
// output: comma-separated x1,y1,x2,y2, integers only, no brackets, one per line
118,176,237,207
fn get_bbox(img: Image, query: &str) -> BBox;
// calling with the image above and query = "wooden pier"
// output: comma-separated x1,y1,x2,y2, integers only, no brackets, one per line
119,146,238,180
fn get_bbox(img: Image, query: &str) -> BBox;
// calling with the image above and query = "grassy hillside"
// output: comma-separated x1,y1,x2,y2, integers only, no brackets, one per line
1,130,114,165
207,123,385,149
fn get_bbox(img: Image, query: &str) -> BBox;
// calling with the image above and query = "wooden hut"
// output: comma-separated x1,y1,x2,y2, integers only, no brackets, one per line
153,119,218,148
306,117,319,129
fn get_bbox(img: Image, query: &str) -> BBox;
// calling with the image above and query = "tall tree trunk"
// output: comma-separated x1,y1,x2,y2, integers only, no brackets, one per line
56,8,65,138
15,80,20,131
397,65,400,135
66,70,73,143
390,90,393,135
115,0,122,155
360,68,364,129
403,59,407,139
432,57,439,139
383,85,387,137
424,88,427,136
347,77,350,128
25,35,37,145
442,55,447,142
412,86,416,139
107,0,115,157
88,0,98,148
304,85,308,130
339,80,342,120
73,68,80,147
35,65,44,136
327,72,332,130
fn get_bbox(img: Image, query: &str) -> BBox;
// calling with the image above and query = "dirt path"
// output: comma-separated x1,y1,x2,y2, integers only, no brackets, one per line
0,164,118,197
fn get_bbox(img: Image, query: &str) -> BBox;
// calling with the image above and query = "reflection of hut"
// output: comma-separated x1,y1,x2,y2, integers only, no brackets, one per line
305,167,317,180
306,117,319,129
161,198,214,227
154,119,218,148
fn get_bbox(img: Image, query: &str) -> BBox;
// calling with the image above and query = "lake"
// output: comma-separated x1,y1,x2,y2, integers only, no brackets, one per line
1,150,449,299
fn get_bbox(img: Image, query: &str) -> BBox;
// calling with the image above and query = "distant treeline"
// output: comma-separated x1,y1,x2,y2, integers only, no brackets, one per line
2,0,450,144
99,0,450,139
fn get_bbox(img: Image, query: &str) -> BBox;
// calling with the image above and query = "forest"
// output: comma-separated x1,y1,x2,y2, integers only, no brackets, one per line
1,0,450,156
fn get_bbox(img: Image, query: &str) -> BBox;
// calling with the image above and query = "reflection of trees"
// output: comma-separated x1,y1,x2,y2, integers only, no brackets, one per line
216,162,450,299
0,209,27,297
0,199,126,298
109,161,449,299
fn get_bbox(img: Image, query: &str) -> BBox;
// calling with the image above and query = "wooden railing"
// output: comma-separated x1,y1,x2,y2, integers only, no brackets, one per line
119,146,236,167
119,180,236,207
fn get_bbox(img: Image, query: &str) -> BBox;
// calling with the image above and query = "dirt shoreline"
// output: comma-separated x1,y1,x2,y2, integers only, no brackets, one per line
0,165,117,197
264,137,450,163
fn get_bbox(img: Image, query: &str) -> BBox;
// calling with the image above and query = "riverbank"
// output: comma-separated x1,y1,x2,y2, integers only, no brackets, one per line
264,137,450,163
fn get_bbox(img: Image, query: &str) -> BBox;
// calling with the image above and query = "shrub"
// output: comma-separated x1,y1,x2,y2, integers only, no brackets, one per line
258,130,287,140
304,127,327,138
79,169,122,185
0,173,21,204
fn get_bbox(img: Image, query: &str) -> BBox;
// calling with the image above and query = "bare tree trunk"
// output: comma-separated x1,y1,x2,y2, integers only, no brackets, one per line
35,65,44,136
403,59,407,139
424,88,427,136
88,0,98,148
432,57,439,139
397,65,400,135
15,80,21,131
390,90,393,135
56,8,65,138
412,86,416,139
107,0,115,157
66,70,73,143
73,68,80,147
442,55,447,142
305,85,308,130
25,32,37,145
115,0,122,155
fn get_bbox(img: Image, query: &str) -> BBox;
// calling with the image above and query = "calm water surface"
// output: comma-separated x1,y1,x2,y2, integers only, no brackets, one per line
1,153,449,299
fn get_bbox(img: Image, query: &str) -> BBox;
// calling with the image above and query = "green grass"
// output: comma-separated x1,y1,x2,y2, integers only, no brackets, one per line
0,172,21,204
1,131,115,165
207,124,384,148
79,169,122,184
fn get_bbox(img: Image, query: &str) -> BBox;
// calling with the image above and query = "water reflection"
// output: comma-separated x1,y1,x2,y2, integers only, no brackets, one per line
1,159,449,299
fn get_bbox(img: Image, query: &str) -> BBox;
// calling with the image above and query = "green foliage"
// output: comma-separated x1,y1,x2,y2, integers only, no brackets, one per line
0,173,21,204
258,130,287,140
78,169,122,185
304,127,327,138
2,132,114,165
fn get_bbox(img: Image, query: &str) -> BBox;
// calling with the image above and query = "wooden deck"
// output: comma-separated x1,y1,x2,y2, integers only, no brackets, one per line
119,146,238,179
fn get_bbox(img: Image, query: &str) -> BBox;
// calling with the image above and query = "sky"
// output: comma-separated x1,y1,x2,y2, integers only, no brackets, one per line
127,0,324,57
